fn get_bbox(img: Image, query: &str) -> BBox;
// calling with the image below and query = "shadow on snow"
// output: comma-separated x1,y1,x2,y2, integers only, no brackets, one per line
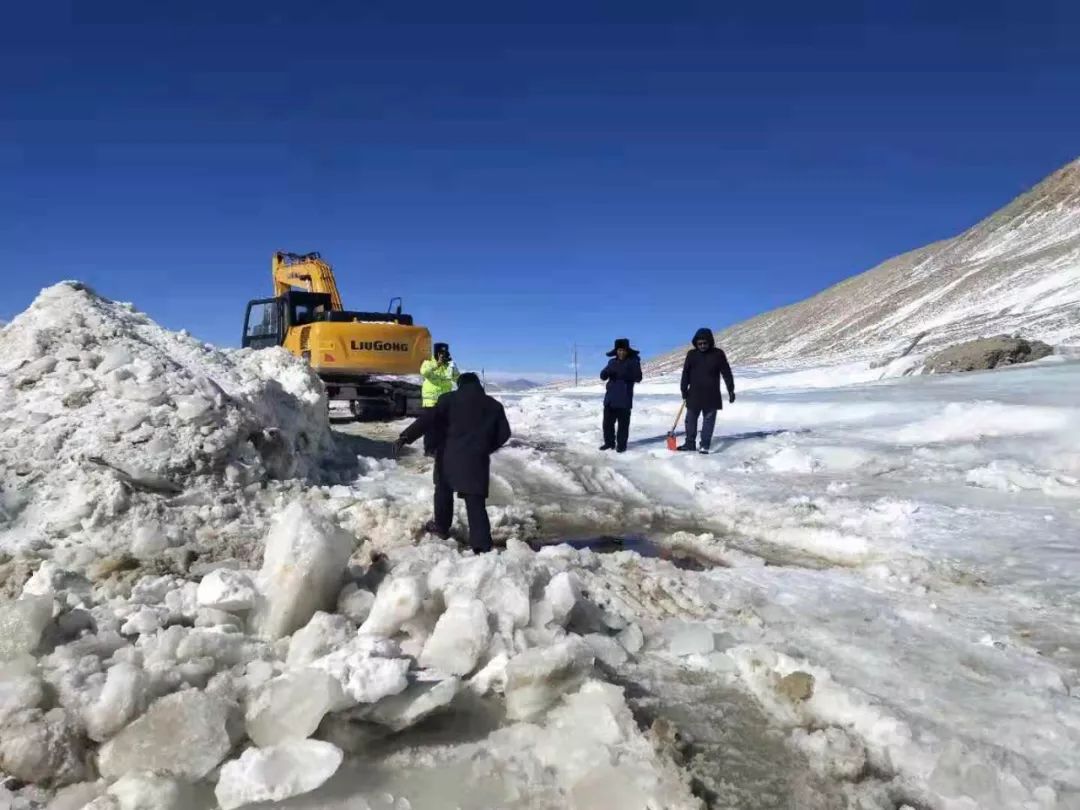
625,428,809,451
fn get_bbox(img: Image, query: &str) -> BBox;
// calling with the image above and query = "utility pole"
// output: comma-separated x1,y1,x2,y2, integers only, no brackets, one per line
572,343,579,387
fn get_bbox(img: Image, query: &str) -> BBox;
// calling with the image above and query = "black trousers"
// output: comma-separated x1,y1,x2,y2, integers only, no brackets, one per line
602,406,631,451
421,406,436,454
434,477,493,552
684,406,718,449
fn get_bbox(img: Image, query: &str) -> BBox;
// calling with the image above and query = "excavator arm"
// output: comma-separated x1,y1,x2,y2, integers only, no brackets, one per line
272,251,344,311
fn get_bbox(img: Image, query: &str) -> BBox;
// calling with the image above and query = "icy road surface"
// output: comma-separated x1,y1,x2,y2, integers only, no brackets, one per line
319,361,1080,808
482,361,1080,808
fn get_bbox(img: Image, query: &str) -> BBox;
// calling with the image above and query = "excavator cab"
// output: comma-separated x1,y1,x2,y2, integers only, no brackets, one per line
241,290,333,349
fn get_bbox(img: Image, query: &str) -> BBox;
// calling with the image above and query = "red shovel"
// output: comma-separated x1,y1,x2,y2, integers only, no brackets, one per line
666,401,686,451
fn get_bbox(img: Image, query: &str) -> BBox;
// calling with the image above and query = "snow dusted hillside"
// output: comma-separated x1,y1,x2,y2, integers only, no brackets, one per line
648,158,1080,377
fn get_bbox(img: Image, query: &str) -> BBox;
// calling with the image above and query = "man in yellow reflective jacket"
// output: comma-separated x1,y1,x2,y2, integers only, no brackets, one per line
418,342,459,455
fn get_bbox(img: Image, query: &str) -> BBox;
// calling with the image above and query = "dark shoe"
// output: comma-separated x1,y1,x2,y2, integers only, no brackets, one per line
676,443,696,452
616,447,627,454
599,444,615,451
423,520,450,540
698,447,710,455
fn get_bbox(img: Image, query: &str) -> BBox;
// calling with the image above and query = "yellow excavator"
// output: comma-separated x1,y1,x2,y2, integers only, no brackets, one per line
241,251,433,419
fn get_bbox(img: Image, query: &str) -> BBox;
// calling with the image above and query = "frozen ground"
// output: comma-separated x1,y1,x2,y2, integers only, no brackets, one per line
308,359,1080,809
2,285,1079,809
491,362,1080,808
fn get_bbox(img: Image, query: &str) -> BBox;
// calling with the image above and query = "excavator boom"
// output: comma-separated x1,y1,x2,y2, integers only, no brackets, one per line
272,251,344,312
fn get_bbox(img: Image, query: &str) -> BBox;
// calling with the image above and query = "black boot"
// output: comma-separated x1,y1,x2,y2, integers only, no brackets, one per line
423,520,450,540
599,443,614,451
676,442,696,452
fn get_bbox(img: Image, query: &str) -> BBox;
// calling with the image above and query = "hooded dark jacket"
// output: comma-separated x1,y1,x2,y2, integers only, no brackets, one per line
404,375,511,497
600,352,643,410
680,328,735,411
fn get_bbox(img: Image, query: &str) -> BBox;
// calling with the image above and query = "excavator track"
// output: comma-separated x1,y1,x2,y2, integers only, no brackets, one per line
322,376,422,421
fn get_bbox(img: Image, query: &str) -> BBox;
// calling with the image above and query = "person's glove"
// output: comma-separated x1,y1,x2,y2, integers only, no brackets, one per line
729,391,736,404
392,437,406,457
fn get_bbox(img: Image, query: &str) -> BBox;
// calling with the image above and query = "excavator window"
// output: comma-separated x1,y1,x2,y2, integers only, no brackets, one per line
283,290,333,327
241,298,283,349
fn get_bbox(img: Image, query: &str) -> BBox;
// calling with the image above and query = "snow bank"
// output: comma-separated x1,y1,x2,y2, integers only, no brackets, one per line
0,282,334,560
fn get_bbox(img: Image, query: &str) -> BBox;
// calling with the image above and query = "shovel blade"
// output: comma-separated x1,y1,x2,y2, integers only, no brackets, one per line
666,433,677,451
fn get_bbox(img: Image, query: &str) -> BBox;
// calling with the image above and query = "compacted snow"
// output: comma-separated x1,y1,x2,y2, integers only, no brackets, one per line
2,283,1079,810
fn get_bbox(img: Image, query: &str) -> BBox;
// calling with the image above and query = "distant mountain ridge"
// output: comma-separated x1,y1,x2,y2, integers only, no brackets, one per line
646,158,1080,377
485,378,541,392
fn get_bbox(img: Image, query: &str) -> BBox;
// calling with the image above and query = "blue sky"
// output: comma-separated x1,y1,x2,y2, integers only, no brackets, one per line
3,1,1079,377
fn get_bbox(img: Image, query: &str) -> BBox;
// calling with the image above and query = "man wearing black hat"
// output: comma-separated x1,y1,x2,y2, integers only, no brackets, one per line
397,372,511,552
599,338,643,453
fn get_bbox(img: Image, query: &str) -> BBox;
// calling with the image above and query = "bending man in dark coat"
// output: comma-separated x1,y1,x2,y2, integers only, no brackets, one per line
599,337,643,453
398,372,511,552
678,327,735,454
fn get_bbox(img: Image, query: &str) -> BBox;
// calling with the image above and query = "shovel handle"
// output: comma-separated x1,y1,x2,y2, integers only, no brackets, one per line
670,400,686,433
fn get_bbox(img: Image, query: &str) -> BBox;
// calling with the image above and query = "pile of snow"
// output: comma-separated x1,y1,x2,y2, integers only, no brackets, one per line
0,499,697,809
0,282,335,562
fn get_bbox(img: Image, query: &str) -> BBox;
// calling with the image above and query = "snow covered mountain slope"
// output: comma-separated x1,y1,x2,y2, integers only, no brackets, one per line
647,158,1080,376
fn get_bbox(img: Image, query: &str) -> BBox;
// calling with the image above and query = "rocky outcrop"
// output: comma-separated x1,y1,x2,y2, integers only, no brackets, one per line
921,336,1053,375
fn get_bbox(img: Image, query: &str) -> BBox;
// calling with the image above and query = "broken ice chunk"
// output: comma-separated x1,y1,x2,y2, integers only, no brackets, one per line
419,600,490,676
667,623,715,657
0,595,54,661
359,576,425,638
214,740,344,810
570,763,656,810
195,608,242,630
45,781,105,810
249,502,354,640
107,771,198,810
245,670,342,747
22,562,91,601
367,677,460,732
309,637,410,708
173,394,213,423
83,662,148,742
616,623,645,655
120,606,164,637
97,347,133,374
467,653,510,696
97,689,231,780
0,707,87,786
337,582,376,624
583,633,629,668
504,638,594,721
1,655,44,725
130,524,170,559
287,612,356,667
543,572,581,627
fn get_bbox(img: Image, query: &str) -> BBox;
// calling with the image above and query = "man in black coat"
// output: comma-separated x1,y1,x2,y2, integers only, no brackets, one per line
397,372,511,552
599,338,643,453
678,327,735,454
